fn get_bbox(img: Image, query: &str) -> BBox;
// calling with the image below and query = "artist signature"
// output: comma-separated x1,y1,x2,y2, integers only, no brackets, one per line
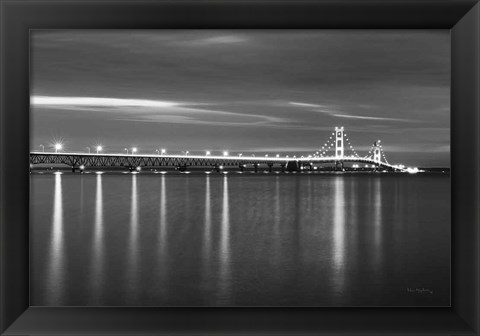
407,287,434,294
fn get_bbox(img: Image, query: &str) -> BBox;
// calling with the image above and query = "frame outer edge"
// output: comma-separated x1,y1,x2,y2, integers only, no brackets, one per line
1,1,480,335
1,0,5,333
473,2,480,335
475,4,480,335
452,2,480,334
0,1,30,334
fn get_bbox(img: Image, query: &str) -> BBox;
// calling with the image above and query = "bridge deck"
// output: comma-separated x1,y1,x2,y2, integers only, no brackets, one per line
30,152,402,170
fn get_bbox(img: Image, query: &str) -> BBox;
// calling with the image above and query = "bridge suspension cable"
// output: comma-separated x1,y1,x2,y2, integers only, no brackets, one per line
379,143,390,165
318,131,336,157
364,145,375,160
343,132,361,158
317,130,383,161
361,140,390,165
306,128,396,167
30,126,407,171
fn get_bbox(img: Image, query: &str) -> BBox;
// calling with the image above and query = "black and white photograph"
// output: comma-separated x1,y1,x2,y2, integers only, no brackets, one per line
29,29,450,307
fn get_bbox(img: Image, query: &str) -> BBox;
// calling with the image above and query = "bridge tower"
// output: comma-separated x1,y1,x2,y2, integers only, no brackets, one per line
373,140,381,163
335,126,344,158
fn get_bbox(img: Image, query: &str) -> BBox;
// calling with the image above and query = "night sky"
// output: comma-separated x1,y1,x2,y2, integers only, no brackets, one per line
31,30,450,167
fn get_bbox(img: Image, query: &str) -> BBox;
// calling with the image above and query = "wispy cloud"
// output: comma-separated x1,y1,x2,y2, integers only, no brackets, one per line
32,96,182,108
114,113,286,128
235,146,323,153
380,144,450,153
289,101,417,123
31,95,290,128
333,114,416,122
30,95,418,132
289,101,342,115
289,102,323,108
176,35,247,47
289,102,337,112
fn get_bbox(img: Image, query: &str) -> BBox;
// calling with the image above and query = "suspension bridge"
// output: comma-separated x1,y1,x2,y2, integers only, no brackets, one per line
30,127,415,173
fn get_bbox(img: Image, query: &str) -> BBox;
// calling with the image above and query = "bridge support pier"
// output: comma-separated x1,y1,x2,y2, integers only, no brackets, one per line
286,161,299,172
268,163,273,173
254,164,259,173
280,164,286,173
239,164,244,172
129,166,134,172
335,161,344,171
71,166,77,173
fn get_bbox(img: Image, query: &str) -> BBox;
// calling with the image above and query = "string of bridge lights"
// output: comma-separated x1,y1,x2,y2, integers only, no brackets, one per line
315,132,332,157
364,146,374,160
41,137,379,163
315,132,362,159
362,142,390,165
35,128,413,171
379,144,390,165
343,132,361,158
318,131,337,157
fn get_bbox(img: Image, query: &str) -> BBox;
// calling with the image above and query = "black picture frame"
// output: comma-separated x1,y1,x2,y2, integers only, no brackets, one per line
1,0,479,335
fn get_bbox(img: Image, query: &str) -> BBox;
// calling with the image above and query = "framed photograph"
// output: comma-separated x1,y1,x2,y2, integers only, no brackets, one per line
1,1,479,335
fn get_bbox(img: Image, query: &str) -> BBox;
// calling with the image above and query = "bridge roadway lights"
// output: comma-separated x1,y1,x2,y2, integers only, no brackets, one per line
177,165,188,172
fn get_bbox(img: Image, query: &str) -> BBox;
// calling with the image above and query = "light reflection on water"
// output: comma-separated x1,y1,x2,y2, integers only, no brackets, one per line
372,177,383,281
272,176,281,267
90,174,104,303
158,174,168,272
155,174,168,300
31,173,450,307
218,176,231,303
332,177,346,299
47,173,64,305
126,174,139,301
202,176,212,285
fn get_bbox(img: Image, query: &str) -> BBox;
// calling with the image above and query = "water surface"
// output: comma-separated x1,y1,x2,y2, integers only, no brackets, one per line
30,173,450,306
